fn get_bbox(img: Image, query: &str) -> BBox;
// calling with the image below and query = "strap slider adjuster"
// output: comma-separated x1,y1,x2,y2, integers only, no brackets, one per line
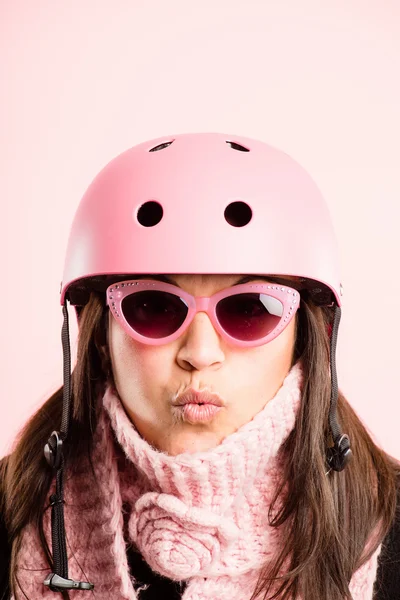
44,431,63,470
327,434,353,472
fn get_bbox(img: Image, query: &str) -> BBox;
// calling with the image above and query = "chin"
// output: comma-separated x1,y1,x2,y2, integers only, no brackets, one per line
164,431,222,456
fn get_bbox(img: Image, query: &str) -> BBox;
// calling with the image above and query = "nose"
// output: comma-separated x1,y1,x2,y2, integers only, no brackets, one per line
176,309,225,371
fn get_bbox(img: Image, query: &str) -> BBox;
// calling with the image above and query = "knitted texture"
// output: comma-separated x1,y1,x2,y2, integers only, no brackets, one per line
13,360,382,599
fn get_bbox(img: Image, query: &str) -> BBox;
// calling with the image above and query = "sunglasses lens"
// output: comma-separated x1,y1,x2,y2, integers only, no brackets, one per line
216,293,283,341
121,290,188,338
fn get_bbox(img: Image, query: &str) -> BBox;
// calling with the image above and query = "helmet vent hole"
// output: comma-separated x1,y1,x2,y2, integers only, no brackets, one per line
137,201,163,227
226,141,250,152
224,201,252,227
149,141,174,152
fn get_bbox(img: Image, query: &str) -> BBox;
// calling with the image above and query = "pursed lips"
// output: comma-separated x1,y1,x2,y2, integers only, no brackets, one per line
173,390,225,407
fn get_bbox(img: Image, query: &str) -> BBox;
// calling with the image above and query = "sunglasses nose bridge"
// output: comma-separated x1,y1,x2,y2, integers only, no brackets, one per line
195,297,210,313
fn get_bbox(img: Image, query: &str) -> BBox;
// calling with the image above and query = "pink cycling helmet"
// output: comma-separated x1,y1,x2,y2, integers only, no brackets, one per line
60,132,343,308
43,132,351,594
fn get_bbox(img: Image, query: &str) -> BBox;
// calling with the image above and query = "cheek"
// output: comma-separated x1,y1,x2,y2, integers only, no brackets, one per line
244,318,297,380
221,317,297,385
242,319,297,403
108,319,171,391
272,316,297,357
253,315,296,359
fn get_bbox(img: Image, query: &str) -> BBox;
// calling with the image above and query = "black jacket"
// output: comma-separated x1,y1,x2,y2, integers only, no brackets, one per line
1,456,399,599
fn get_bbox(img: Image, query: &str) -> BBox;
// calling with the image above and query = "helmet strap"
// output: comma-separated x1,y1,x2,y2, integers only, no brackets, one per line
326,305,353,474
43,302,94,592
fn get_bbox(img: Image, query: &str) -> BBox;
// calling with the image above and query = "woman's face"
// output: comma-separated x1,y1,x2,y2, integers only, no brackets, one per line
108,274,298,456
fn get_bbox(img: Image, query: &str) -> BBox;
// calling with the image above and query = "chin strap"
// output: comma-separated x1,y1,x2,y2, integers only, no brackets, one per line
325,304,353,475
43,301,94,593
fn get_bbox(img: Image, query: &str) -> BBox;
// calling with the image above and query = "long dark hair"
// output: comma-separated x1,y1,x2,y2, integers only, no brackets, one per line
1,280,399,600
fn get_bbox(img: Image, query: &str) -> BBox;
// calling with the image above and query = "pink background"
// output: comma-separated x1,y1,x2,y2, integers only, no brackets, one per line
1,1,399,460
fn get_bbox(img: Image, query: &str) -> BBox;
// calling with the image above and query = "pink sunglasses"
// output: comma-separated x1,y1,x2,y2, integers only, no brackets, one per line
106,280,300,348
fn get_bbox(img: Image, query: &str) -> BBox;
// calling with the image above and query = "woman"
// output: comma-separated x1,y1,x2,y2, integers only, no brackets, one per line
0,132,399,600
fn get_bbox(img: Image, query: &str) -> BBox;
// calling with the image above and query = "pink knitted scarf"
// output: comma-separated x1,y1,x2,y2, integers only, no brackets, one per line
14,361,382,599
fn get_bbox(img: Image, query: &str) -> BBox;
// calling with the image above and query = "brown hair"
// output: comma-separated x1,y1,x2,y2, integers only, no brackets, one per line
1,282,399,600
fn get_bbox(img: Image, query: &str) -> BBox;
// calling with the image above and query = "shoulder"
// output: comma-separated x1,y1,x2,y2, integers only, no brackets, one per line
0,454,11,540
0,455,11,600
0,454,9,503
373,474,400,599
0,453,9,507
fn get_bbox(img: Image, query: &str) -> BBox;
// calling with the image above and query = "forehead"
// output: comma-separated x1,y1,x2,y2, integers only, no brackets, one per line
168,274,251,284
117,274,302,296
143,274,300,285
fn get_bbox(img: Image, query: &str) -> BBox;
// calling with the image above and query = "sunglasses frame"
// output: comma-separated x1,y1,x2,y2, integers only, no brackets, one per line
106,279,301,347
